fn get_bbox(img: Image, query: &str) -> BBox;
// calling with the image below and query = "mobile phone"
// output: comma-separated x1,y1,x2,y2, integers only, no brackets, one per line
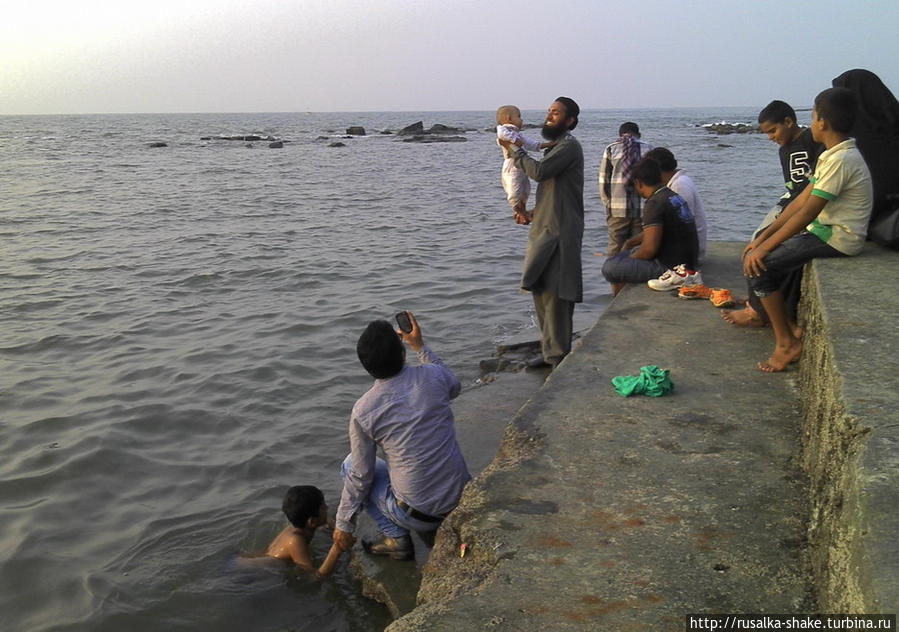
395,311,413,334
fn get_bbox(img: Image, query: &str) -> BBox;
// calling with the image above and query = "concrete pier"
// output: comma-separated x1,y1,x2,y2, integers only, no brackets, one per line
361,241,898,630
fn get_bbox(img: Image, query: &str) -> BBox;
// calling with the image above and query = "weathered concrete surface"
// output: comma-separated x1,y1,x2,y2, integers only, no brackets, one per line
387,242,813,630
797,243,899,614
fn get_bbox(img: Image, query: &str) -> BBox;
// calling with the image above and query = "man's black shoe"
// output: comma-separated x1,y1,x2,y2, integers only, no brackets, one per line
362,534,414,561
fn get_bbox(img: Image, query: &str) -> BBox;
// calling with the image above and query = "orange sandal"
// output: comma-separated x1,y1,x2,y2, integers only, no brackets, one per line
678,284,713,300
709,288,736,308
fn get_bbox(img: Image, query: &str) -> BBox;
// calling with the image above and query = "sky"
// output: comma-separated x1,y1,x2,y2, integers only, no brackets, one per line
2,0,898,115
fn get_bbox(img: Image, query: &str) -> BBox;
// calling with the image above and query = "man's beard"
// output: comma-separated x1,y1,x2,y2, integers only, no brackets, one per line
542,122,567,141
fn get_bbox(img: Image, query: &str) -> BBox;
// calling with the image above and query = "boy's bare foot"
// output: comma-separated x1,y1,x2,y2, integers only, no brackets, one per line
758,339,802,372
721,304,765,328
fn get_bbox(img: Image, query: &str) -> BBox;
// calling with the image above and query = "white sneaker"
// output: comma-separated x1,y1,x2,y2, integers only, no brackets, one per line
647,264,703,291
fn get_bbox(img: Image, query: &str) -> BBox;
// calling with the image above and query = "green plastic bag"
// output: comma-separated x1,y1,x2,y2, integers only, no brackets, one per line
611,365,673,397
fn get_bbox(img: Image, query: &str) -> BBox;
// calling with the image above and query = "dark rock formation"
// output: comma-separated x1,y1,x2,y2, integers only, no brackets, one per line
148,142,167,148
329,141,346,148
200,134,282,142
398,121,425,135
346,126,366,136
703,123,758,135
269,141,284,148
400,135,467,144
425,123,461,134
380,130,393,135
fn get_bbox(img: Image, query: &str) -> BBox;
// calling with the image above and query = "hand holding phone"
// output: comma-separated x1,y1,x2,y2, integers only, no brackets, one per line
394,311,423,351
395,311,413,334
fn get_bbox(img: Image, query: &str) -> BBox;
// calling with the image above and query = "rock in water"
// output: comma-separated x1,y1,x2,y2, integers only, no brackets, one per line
269,141,284,148
401,135,467,144
346,126,366,136
703,123,758,135
398,121,425,135
329,141,346,148
425,124,460,134
148,142,168,148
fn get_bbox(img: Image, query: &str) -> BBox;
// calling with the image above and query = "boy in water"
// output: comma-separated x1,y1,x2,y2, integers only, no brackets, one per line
742,88,872,372
723,100,824,327
266,485,353,576
496,105,555,224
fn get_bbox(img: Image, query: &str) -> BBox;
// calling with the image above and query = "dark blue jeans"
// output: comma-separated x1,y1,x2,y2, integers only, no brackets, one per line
601,248,667,284
340,455,442,538
748,232,845,297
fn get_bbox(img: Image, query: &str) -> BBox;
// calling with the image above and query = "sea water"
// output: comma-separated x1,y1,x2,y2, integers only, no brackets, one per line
0,107,798,631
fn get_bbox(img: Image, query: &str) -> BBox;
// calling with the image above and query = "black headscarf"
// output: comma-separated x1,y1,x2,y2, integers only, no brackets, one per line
833,69,899,140
832,69,899,224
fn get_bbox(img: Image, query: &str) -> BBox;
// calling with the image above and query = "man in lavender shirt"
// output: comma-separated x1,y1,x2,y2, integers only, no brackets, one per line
332,312,471,560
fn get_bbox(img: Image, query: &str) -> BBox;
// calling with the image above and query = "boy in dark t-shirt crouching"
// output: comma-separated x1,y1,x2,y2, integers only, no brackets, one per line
601,158,699,296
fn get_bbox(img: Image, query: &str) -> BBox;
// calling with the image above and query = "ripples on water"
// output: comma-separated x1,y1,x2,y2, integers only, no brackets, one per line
0,108,793,631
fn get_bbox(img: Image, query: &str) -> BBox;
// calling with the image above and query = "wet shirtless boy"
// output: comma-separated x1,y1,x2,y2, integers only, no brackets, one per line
266,485,353,577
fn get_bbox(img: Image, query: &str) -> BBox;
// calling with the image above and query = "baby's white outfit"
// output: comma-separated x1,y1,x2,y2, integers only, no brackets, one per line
497,124,542,209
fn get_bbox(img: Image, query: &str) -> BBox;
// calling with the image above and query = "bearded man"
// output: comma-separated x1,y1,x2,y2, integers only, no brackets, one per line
500,97,585,368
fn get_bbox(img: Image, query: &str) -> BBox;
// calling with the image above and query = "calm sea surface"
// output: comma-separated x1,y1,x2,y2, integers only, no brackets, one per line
0,108,802,631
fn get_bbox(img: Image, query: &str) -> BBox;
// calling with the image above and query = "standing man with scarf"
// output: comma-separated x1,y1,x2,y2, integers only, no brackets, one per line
500,97,584,369
599,122,653,256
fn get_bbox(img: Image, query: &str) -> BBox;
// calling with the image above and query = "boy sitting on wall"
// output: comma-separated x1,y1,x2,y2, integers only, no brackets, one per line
724,100,824,328
742,88,873,372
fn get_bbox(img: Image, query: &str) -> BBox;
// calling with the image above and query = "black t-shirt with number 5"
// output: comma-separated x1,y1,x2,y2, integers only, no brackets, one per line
778,128,825,208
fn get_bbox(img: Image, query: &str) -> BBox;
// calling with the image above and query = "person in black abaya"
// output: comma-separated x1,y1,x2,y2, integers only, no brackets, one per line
832,69,899,238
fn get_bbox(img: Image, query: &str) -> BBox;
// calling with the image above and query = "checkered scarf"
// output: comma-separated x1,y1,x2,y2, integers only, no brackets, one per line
618,133,641,182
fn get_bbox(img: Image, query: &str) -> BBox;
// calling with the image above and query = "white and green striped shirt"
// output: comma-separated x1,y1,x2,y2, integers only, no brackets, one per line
806,138,873,255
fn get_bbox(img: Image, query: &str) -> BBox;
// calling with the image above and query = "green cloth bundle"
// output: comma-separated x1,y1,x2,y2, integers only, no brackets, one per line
611,365,673,397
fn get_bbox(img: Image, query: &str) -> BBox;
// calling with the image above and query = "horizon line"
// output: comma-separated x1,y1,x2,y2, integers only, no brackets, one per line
0,104,790,117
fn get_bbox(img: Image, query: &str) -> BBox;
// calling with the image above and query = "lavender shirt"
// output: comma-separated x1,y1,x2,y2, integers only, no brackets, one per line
335,346,470,533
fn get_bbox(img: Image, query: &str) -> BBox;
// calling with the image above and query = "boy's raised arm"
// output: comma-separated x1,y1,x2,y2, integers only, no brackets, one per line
316,542,346,578
284,535,317,574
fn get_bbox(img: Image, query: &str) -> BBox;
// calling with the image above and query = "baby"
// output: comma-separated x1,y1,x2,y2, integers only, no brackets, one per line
496,105,554,217
265,485,353,577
